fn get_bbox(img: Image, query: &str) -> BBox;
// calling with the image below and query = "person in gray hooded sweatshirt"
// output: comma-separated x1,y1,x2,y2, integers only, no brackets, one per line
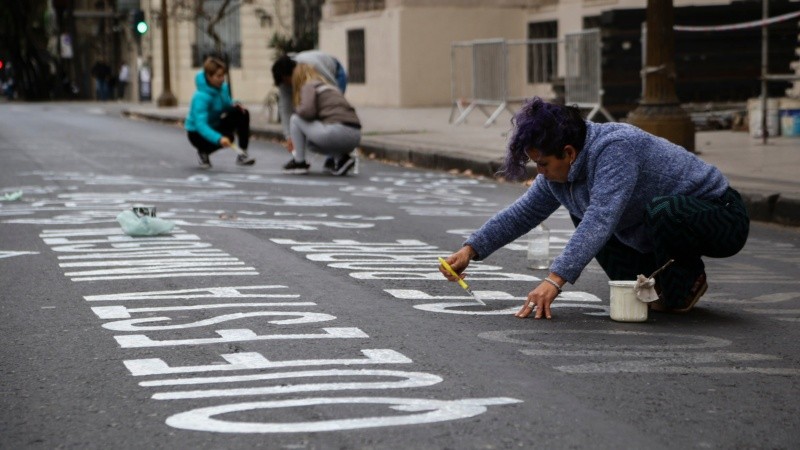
281,63,360,176
271,51,350,172
439,97,749,320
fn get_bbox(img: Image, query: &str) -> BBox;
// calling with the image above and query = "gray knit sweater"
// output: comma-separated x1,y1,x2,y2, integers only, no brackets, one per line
465,121,729,283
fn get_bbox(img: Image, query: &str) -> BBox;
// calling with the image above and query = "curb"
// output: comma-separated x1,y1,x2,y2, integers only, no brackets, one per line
737,190,800,227
740,192,780,224
357,141,506,179
122,110,798,228
773,194,800,227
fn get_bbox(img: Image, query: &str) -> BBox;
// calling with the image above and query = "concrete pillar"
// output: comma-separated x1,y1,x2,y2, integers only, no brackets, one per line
626,0,695,152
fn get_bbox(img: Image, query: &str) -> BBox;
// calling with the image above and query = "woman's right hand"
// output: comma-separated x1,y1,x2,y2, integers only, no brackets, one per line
438,246,475,281
284,138,294,152
219,136,232,148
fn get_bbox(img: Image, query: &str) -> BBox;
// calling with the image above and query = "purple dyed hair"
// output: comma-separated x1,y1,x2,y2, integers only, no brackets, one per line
501,97,586,181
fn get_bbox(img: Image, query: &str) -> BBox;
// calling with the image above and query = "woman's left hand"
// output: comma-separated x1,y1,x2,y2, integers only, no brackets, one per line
515,274,564,319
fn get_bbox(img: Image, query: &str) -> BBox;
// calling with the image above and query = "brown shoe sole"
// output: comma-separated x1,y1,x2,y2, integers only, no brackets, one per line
672,280,707,313
649,275,708,314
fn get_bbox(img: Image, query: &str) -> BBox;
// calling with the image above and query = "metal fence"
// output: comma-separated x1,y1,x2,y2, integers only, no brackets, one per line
564,29,614,121
450,29,613,126
449,39,511,126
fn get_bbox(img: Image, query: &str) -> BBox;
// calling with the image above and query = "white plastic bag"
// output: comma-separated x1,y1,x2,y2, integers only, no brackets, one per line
116,210,175,236
1,190,22,201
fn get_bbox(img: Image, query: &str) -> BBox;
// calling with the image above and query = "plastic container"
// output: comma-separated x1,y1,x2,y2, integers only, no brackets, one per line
779,110,800,137
526,224,551,270
609,280,648,322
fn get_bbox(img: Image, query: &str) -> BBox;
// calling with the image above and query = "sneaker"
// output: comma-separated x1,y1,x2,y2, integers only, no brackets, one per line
282,158,310,174
236,154,256,166
322,157,336,174
332,155,355,176
650,272,707,313
198,152,212,169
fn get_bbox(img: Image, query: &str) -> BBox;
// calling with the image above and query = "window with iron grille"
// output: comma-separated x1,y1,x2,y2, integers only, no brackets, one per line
293,0,323,49
353,0,384,13
347,29,365,84
192,0,242,68
527,20,558,83
583,15,601,30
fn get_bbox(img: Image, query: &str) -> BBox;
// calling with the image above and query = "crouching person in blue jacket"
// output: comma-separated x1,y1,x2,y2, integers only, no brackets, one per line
185,56,254,169
439,97,749,320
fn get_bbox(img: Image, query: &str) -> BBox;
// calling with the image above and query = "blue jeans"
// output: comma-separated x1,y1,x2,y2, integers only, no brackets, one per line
95,79,110,101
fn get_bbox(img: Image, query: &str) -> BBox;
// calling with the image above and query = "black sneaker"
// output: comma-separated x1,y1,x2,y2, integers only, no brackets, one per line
236,154,256,166
332,155,355,176
322,157,336,174
198,152,212,169
282,158,310,174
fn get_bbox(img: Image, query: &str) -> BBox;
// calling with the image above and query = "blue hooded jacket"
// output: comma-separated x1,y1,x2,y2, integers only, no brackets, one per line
185,71,233,145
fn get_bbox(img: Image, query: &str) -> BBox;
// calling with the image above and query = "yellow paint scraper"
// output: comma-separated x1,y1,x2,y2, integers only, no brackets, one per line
438,257,486,305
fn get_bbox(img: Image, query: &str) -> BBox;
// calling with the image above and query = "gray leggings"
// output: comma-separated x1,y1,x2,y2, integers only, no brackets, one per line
289,114,361,163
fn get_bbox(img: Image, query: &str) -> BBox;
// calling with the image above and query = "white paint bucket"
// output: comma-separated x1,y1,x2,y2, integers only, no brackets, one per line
608,280,647,322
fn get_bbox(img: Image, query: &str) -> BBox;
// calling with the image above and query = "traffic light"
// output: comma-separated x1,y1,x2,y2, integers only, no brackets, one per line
132,9,147,37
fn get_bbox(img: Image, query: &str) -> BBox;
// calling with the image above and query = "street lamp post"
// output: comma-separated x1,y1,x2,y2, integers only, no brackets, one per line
627,0,695,152
156,0,177,107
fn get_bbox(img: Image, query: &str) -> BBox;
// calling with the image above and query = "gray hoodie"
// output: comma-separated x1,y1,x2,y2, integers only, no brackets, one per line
278,51,341,137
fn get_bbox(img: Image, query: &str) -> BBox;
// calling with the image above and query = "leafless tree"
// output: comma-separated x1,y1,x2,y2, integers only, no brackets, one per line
170,0,242,57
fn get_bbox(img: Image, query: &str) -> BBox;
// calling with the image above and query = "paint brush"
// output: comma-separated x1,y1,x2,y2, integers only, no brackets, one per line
229,143,247,156
647,259,675,280
438,257,486,305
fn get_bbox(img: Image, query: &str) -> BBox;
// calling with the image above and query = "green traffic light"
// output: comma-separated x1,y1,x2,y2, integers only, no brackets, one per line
136,21,148,34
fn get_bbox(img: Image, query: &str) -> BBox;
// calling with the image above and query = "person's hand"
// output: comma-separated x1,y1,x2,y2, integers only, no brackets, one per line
284,138,294,152
438,246,475,281
515,273,565,319
219,136,232,147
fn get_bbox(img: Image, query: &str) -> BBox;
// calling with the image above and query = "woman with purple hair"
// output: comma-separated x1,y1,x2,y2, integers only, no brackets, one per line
439,97,749,319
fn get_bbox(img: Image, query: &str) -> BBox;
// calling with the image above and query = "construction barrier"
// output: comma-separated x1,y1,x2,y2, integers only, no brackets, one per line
564,29,614,122
450,38,560,126
451,30,613,126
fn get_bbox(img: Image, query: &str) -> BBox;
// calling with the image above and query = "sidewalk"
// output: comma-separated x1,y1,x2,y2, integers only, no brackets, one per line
122,102,800,227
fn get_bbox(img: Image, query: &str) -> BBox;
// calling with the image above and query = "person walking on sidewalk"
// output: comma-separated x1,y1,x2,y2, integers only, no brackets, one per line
271,51,350,172
280,63,360,176
91,60,112,101
117,63,129,100
439,97,749,319
185,56,255,169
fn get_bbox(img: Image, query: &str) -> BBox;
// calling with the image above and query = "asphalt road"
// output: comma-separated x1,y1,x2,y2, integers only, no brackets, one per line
1,102,799,449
